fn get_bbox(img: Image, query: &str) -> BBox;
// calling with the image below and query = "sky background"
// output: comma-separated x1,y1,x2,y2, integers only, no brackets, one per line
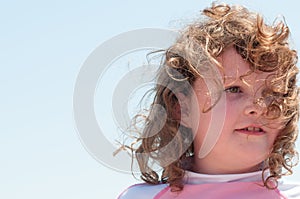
1,0,300,199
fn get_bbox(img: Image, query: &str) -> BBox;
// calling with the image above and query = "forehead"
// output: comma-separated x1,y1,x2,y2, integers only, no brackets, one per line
218,47,274,84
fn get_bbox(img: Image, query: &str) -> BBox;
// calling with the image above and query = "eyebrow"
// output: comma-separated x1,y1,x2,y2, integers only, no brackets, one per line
224,74,269,81
223,75,240,83
223,75,269,89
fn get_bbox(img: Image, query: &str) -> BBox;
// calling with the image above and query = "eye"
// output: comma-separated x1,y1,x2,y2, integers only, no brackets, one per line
224,86,242,93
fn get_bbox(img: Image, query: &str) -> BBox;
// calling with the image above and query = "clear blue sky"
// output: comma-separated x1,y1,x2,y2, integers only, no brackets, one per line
1,1,300,199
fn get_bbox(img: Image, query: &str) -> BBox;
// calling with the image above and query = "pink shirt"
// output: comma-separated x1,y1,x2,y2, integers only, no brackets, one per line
118,170,300,198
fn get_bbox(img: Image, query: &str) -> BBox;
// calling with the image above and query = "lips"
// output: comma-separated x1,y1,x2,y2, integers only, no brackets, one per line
236,126,265,135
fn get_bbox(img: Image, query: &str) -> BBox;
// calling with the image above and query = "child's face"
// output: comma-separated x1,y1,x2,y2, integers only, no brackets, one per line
189,47,282,174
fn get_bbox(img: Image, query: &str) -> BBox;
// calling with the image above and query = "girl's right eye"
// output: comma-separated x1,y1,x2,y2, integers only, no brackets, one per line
224,86,242,93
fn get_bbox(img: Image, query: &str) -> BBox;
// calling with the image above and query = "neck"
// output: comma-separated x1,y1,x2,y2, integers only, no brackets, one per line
192,156,263,174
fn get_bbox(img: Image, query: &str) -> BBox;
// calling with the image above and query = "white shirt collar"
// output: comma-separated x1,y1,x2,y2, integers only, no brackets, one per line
184,170,265,184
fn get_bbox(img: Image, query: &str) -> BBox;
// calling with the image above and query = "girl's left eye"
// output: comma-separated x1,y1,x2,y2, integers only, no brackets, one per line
224,86,242,93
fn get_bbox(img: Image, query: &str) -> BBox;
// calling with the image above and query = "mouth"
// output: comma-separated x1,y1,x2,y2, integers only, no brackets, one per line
235,126,266,135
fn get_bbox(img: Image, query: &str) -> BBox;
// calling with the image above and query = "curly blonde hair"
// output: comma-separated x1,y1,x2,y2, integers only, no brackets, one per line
131,3,299,191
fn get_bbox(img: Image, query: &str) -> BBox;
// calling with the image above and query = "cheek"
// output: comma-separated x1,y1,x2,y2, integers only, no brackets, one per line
221,99,240,128
190,90,213,135
189,95,205,135
268,130,280,147
189,95,212,153
192,93,228,157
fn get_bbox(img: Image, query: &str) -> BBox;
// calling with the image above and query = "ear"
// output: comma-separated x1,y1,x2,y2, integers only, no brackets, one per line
174,92,193,128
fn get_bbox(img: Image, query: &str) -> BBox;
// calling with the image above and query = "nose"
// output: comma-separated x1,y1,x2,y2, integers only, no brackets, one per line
243,99,264,117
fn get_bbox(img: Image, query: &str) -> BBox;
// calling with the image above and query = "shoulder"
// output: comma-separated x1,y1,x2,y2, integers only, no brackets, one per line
118,183,168,199
278,179,300,198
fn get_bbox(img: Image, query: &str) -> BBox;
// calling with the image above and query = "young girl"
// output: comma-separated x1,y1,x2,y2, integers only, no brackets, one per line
119,3,300,198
